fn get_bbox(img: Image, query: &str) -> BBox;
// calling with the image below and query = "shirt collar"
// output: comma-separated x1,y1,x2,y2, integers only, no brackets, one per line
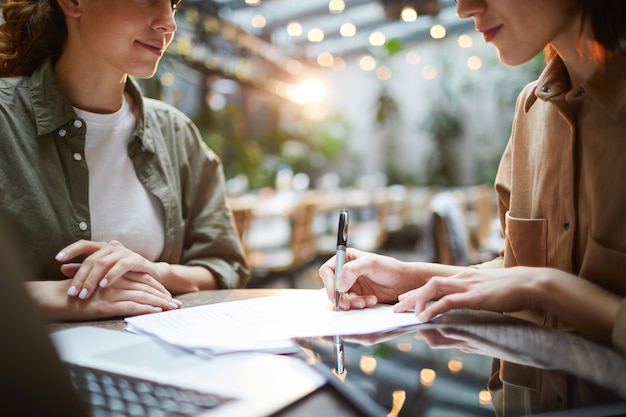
30,59,155,152
29,59,76,136
583,53,626,118
525,53,626,118
126,76,156,154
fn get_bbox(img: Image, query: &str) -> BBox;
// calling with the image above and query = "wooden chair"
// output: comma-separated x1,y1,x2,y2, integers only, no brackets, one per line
427,191,473,265
245,197,319,287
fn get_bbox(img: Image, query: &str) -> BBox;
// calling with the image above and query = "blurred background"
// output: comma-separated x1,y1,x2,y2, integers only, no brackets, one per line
137,0,545,287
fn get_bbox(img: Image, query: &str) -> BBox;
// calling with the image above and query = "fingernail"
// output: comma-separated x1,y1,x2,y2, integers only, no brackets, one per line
67,285,77,296
99,278,108,288
153,307,163,313
417,311,427,321
56,251,67,261
78,288,88,299
169,302,179,309
171,299,182,306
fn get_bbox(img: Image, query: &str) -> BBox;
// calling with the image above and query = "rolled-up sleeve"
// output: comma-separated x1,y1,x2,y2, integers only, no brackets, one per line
135,92,250,289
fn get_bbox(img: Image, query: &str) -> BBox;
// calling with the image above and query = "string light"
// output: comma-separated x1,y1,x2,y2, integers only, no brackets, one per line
308,28,325,42
406,50,421,65
376,66,392,80
430,24,447,39
328,0,345,14
340,22,356,37
467,55,482,70
287,22,303,37
369,31,386,46
400,7,417,22
458,33,473,48
359,55,376,71
317,52,334,67
251,15,266,28
422,65,437,79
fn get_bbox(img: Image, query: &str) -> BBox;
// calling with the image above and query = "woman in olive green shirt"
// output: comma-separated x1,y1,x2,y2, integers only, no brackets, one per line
0,0,249,321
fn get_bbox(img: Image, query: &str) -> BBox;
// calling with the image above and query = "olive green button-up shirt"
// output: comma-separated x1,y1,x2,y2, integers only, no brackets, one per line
0,61,249,289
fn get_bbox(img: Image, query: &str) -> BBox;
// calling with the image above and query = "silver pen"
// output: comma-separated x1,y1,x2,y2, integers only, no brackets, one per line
334,209,349,310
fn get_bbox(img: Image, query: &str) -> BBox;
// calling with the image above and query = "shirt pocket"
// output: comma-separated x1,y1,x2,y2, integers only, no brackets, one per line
504,211,548,268
580,234,626,294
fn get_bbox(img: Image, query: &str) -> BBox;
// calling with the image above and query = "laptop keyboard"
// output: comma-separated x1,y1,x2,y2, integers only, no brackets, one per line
68,363,234,417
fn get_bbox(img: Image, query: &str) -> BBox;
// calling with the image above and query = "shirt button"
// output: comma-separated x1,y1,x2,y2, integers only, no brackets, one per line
73,153,83,161
575,90,585,97
540,86,551,93
78,221,88,231
58,129,67,137
563,221,570,230
74,119,83,128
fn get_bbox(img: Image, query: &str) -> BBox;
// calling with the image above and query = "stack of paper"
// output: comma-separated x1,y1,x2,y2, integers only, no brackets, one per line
125,289,424,355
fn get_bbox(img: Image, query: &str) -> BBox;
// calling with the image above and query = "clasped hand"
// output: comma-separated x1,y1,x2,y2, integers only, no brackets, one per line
56,239,180,317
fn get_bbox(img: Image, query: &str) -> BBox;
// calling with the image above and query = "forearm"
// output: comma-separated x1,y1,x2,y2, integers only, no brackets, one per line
408,261,469,283
156,263,218,294
24,280,79,322
534,268,621,344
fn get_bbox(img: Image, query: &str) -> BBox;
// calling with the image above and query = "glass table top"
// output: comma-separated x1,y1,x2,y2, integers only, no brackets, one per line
295,310,626,417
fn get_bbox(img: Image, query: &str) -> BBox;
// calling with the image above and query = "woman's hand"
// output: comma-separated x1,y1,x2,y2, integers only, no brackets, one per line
25,276,181,322
394,267,539,320
319,248,430,310
394,266,622,345
57,240,168,300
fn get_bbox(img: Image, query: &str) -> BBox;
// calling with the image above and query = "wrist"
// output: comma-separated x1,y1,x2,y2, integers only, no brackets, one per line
24,280,74,322
527,267,562,311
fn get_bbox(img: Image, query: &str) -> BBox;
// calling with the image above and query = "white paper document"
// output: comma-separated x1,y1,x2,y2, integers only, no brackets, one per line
125,289,424,354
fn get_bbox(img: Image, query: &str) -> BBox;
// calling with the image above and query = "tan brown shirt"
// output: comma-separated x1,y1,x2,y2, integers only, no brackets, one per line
494,53,626,352
489,53,626,414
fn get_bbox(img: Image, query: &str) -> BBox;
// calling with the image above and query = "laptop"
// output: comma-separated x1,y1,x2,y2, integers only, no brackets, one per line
0,214,325,417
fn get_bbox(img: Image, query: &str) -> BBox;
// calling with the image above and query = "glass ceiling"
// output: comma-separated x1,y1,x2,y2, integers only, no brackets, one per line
183,0,471,63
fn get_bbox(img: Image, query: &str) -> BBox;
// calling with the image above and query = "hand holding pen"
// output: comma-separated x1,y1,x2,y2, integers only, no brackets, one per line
334,209,349,310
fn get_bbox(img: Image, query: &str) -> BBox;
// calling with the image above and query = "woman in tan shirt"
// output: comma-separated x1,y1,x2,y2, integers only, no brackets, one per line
320,0,626,354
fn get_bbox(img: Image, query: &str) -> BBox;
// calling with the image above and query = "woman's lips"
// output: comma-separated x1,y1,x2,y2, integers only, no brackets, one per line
481,25,502,43
137,40,164,56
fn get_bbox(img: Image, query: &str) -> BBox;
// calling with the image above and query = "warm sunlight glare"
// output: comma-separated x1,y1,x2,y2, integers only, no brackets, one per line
287,79,325,104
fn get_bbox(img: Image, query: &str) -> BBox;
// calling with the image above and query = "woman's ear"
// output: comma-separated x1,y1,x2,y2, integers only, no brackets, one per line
55,0,82,18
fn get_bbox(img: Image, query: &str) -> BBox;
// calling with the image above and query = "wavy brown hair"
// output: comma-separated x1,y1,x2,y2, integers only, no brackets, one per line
0,0,66,77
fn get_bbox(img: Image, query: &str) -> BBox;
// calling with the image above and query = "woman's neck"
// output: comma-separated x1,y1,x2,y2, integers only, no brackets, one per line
550,19,603,88
53,53,128,114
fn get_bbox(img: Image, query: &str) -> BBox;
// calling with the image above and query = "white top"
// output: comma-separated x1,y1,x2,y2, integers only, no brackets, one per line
74,97,165,261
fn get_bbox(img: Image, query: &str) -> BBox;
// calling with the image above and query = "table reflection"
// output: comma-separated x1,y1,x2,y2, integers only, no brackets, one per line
296,310,626,417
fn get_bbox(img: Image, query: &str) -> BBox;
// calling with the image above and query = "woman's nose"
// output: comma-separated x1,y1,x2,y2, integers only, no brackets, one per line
455,0,487,19
153,0,178,33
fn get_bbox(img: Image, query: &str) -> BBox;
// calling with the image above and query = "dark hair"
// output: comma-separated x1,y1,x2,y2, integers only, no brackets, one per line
0,0,67,77
584,0,626,54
